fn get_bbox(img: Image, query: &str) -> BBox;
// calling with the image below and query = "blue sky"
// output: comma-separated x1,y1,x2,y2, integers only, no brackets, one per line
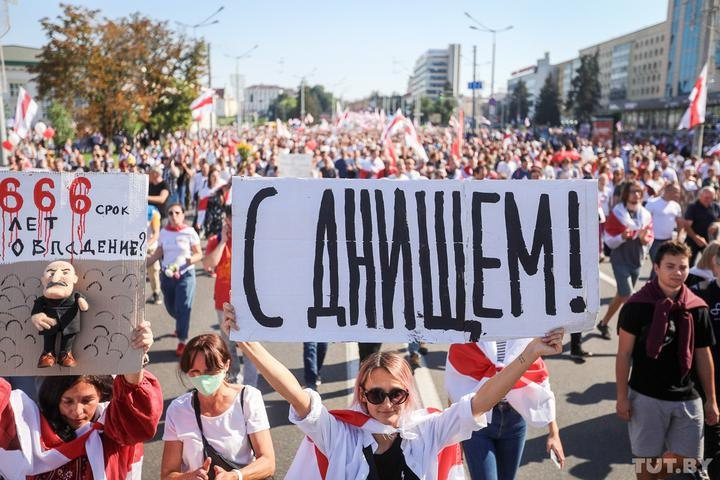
5,0,668,101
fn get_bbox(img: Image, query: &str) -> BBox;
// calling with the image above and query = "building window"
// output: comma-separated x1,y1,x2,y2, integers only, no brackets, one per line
9,83,22,97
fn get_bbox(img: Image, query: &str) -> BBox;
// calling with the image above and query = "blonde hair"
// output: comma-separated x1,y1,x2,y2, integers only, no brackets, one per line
697,240,720,270
352,352,419,414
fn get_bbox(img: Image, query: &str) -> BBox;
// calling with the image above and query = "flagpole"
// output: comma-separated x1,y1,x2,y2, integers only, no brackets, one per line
695,0,718,157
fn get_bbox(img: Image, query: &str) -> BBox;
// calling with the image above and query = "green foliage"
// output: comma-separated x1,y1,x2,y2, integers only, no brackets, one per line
31,3,207,138
534,75,561,126
45,101,75,146
565,52,601,125
268,92,298,121
508,80,530,123
419,96,457,125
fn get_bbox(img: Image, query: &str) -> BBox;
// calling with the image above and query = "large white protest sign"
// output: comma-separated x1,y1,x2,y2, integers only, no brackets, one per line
0,172,147,376
231,178,599,343
0,172,147,262
278,153,313,178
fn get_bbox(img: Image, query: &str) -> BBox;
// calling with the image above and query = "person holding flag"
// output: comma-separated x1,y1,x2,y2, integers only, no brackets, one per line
445,340,565,479
221,302,565,480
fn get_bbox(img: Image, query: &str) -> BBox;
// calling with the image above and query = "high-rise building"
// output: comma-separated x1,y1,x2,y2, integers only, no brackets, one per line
506,52,553,117
244,84,285,119
579,22,668,108
665,0,719,97
407,44,461,103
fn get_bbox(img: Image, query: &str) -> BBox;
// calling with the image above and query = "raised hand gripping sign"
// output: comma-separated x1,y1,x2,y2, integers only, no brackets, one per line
0,172,148,376
231,178,599,343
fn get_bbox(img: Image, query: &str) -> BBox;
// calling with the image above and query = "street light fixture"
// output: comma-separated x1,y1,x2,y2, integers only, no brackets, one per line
226,44,259,126
294,68,317,121
465,11,513,98
176,6,224,131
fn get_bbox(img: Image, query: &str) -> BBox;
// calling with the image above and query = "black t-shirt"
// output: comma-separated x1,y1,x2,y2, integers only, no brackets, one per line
684,200,720,246
370,435,420,480
619,301,715,401
696,281,720,398
148,180,169,216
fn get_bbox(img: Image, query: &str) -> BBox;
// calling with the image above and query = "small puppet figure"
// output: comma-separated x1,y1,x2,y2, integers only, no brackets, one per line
31,261,89,368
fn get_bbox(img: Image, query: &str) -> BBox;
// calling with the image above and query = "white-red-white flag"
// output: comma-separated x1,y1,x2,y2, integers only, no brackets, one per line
14,87,38,139
190,89,215,122
678,62,708,130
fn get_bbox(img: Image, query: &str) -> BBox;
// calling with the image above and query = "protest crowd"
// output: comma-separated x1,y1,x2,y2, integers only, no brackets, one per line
3,109,720,480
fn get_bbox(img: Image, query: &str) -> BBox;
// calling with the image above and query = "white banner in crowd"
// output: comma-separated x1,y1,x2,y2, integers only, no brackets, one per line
231,178,599,343
0,172,148,263
278,153,313,178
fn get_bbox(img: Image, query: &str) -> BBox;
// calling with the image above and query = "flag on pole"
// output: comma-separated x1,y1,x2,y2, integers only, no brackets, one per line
678,62,708,130
14,87,38,139
524,116,531,128
451,110,464,159
190,89,215,122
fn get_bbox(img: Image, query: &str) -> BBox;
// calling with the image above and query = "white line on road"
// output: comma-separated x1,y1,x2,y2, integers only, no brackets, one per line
344,342,359,392
413,365,444,410
599,271,617,287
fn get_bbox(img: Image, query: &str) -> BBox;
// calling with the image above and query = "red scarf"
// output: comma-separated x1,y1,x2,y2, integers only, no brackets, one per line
627,279,707,376
164,223,189,232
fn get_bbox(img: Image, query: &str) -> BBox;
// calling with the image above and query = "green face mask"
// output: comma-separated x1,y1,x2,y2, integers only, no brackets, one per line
189,371,225,396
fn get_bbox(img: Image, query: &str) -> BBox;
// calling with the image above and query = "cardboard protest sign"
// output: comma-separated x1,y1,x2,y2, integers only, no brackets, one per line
0,172,147,376
231,178,599,343
278,153,313,178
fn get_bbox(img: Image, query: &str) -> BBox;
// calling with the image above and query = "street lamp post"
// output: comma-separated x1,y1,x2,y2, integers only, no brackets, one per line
177,6,224,131
465,12,513,122
225,45,258,127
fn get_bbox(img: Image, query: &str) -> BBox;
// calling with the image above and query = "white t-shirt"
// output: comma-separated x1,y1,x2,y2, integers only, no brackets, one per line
163,387,270,472
645,197,682,240
159,226,201,272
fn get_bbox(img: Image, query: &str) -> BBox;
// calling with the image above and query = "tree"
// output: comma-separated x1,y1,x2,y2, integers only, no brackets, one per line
46,101,75,147
508,80,529,123
31,4,207,138
419,95,457,125
534,75,561,126
267,92,298,121
565,52,601,125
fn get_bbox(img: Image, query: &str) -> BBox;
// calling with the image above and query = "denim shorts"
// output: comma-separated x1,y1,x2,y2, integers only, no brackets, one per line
611,260,641,297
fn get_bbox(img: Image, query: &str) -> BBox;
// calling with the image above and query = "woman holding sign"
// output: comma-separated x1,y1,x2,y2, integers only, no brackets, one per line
146,203,203,357
0,322,162,479
221,303,565,479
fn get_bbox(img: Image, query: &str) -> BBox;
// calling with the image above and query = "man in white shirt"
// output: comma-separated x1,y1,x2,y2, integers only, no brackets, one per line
645,183,683,278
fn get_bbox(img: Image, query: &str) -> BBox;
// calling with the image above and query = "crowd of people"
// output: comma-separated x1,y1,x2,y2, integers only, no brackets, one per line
2,118,720,479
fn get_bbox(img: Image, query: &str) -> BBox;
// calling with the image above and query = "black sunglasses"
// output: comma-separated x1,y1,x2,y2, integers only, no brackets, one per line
363,387,409,405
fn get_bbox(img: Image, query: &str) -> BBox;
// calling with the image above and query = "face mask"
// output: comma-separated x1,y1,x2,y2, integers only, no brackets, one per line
189,372,225,396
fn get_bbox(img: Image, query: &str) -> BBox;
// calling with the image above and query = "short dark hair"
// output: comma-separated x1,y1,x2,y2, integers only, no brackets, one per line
620,180,643,205
179,333,232,376
39,375,113,441
654,240,691,266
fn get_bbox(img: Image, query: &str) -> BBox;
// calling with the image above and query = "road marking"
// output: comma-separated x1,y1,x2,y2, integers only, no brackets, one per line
599,271,617,287
344,342,359,393
414,364,444,410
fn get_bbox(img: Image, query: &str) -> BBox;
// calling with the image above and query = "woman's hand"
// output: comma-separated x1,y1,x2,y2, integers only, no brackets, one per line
186,457,212,480
525,328,565,359
131,321,154,354
546,432,565,469
221,302,238,337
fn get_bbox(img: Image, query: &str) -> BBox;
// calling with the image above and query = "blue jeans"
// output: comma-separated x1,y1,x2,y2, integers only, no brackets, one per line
408,341,420,355
160,269,196,341
303,342,328,387
463,402,528,480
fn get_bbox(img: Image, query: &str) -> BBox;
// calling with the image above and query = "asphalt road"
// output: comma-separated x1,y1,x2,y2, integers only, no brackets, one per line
141,259,641,479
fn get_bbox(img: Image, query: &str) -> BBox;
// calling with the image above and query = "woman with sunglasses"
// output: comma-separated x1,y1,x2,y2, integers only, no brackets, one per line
161,333,275,480
146,203,202,357
221,303,565,479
